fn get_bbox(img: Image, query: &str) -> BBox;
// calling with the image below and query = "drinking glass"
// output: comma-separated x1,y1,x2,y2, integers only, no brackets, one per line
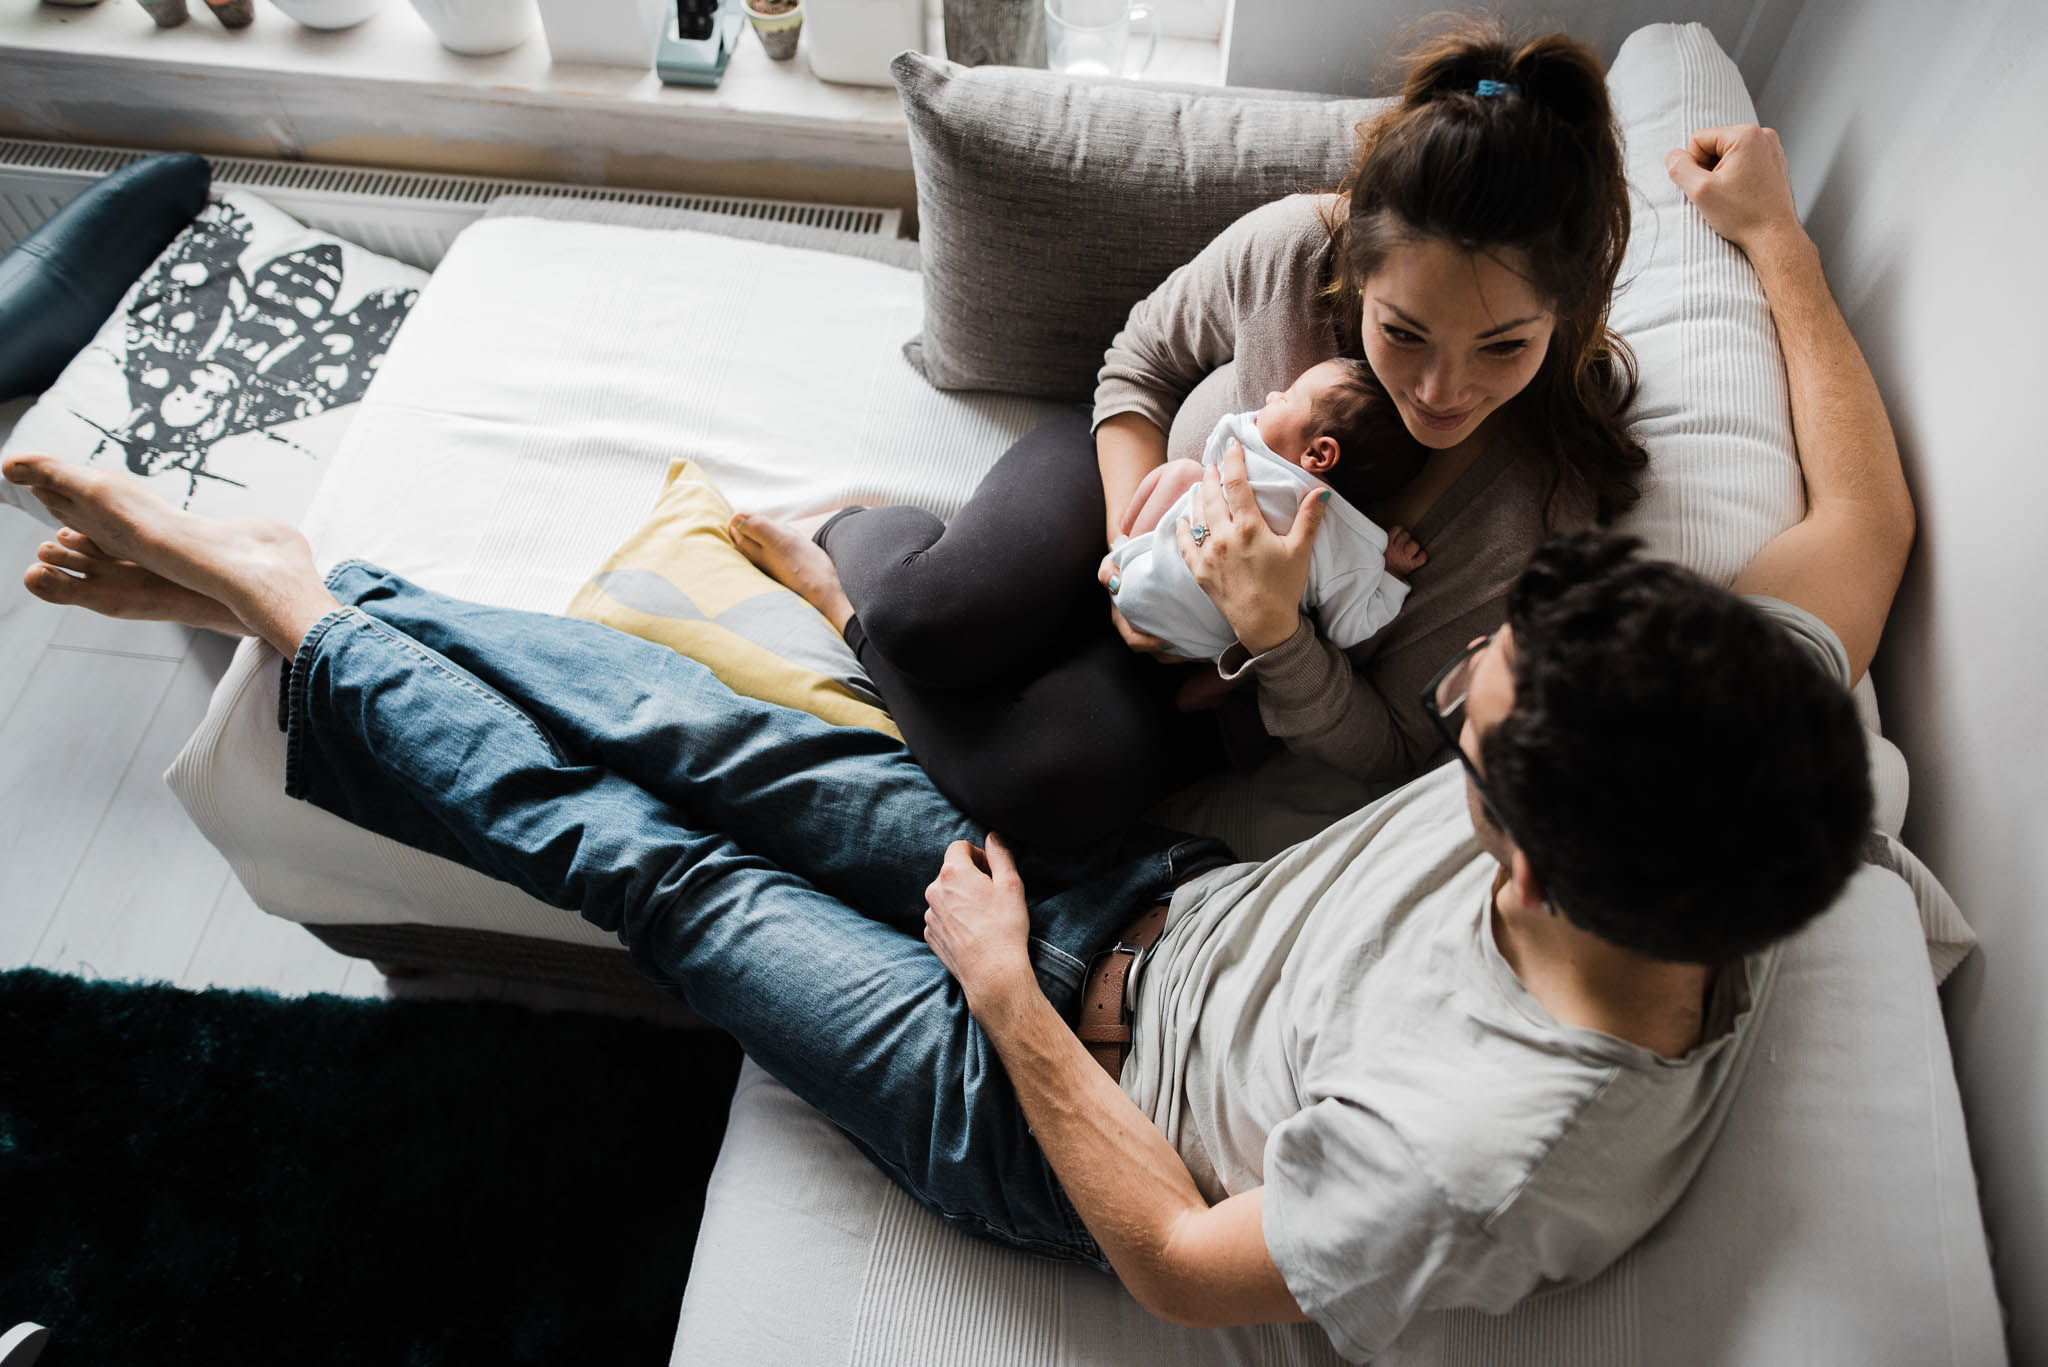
1043,0,1156,78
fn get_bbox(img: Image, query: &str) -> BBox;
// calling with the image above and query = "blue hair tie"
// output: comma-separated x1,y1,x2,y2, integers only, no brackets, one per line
1475,78,1519,98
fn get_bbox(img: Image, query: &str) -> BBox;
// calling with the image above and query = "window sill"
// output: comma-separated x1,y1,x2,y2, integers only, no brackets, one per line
0,3,1221,215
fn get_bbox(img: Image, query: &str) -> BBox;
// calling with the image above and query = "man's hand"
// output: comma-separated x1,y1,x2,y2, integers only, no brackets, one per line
1671,124,1914,682
1665,125,1808,269
924,834,1036,1015
924,841,1308,1332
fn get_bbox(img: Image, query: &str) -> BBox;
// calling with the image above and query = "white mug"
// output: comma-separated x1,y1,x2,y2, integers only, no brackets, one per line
1043,0,1156,78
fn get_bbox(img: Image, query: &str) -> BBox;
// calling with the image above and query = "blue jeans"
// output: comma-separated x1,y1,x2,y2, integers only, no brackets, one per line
281,562,1232,1264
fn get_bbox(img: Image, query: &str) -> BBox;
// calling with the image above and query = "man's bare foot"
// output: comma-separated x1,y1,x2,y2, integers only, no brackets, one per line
27,528,248,636
728,511,855,634
2,453,336,655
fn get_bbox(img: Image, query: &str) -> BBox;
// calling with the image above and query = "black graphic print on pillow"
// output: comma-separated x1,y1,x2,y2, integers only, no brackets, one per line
76,200,419,504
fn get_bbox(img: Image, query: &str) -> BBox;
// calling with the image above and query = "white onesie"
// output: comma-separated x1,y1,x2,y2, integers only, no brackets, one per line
1107,411,1409,662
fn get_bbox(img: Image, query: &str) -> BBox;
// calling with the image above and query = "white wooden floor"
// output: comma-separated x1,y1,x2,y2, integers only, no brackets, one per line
0,506,688,1023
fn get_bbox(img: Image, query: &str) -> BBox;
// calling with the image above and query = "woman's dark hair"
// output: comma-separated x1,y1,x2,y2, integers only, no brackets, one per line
1481,534,1872,964
1321,18,1648,526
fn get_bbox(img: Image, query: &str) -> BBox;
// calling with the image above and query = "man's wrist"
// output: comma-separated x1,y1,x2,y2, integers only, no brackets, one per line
966,959,1046,1033
1741,224,1821,293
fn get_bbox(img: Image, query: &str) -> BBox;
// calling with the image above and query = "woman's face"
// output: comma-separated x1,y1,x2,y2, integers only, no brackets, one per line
1359,238,1555,451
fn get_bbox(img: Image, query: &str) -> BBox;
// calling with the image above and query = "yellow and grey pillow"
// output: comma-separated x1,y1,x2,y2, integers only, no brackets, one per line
567,460,900,738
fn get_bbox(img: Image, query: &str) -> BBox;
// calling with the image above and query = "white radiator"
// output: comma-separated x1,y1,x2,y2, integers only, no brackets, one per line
0,136,902,270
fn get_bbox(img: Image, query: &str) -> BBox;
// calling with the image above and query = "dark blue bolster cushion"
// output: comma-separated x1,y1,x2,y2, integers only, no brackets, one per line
0,152,213,403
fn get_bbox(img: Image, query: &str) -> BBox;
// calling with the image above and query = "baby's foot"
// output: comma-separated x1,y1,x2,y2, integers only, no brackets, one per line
1385,525,1427,579
728,512,855,634
26,528,248,636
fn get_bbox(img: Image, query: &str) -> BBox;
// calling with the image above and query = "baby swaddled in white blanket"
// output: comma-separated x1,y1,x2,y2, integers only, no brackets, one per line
1106,358,1425,663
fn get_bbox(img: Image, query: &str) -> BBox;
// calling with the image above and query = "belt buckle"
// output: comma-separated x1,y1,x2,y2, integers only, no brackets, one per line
1091,938,1151,1016
1088,938,1143,981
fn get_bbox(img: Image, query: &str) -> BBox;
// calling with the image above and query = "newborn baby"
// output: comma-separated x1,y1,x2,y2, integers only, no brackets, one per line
1107,358,1425,663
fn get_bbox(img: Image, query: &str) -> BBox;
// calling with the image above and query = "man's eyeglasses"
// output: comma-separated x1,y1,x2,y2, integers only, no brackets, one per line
1420,630,1510,830
1422,630,1561,915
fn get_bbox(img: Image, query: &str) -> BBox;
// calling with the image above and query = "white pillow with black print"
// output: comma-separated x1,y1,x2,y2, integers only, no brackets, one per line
0,188,424,529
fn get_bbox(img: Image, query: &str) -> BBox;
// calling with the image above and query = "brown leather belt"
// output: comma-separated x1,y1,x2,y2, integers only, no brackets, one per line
1076,903,1170,1079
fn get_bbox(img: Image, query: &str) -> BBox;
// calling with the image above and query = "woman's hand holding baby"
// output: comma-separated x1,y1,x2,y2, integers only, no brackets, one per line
1097,550,1199,660
1178,439,1328,656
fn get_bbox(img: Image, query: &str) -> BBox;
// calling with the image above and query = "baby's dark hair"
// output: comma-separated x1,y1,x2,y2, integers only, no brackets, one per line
1307,359,1425,508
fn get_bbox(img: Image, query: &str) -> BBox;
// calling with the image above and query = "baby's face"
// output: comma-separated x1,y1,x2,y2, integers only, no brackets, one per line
1253,359,1347,467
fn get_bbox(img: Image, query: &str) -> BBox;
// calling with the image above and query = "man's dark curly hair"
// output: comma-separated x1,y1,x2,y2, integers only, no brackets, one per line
1481,533,1872,963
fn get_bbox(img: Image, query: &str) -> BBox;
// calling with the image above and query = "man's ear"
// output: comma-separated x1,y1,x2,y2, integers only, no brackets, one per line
1301,435,1341,473
1507,847,1550,918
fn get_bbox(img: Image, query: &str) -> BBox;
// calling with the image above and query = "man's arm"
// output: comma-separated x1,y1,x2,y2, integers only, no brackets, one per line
921,836,1308,1329
1667,126,1916,682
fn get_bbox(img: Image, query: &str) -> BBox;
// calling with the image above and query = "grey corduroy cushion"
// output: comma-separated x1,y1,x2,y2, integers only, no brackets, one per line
893,51,1387,400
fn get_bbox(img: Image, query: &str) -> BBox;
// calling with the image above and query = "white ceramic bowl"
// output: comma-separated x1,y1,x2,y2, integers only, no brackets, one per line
269,0,382,29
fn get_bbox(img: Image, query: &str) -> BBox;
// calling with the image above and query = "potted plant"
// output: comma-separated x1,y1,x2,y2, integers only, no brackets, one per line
742,0,802,61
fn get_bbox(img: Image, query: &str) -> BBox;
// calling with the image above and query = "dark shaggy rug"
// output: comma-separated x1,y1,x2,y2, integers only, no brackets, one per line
0,968,743,1366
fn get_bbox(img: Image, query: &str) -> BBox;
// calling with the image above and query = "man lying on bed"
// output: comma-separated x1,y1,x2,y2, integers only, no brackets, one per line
3,123,1912,1361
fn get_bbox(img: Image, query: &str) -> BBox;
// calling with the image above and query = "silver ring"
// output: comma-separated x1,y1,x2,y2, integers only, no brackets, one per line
1191,522,1210,546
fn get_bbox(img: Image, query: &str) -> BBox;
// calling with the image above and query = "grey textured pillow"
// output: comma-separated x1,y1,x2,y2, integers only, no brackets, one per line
894,52,1386,399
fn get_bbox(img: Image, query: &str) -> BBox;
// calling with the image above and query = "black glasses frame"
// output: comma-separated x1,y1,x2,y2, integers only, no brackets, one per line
1419,632,1510,830
1422,632,1561,914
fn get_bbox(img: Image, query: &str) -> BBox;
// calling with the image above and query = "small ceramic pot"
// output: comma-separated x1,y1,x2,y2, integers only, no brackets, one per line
743,0,802,61
137,0,189,25
271,0,381,29
408,0,537,53
204,0,256,26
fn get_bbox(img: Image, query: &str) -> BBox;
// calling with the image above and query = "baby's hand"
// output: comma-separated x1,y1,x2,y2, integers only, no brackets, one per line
1385,525,1427,579
1121,459,1207,539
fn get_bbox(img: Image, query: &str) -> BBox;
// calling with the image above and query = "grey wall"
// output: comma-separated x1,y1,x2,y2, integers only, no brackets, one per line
1754,1,2047,1358
1221,0,1803,97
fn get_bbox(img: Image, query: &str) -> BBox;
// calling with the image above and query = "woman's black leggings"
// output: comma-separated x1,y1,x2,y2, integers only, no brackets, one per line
818,409,1217,849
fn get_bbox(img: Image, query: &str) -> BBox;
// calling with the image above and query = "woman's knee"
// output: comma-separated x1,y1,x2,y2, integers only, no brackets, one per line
961,735,1162,849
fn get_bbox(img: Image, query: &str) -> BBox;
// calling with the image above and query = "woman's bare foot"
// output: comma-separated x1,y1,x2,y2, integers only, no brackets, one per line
2,453,336,655
728,511,855,634
28,528,248,636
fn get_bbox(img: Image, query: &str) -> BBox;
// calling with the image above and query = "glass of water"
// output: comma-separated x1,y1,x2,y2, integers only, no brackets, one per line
1044,0,1157,78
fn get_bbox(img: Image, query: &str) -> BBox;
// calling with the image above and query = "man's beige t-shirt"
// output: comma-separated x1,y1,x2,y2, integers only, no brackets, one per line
1117,599,1856,1359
